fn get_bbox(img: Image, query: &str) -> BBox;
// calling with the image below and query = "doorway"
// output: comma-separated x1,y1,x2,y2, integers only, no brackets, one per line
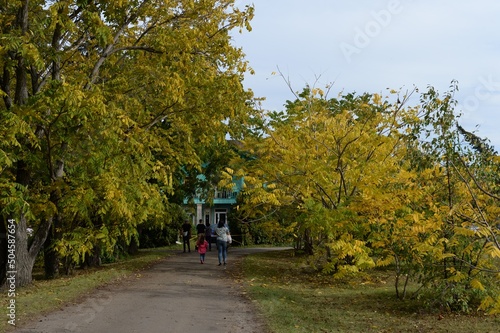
215,209,227,226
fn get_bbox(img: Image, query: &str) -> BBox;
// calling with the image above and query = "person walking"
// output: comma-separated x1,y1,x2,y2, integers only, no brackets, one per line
181,220,192,253
196,219,206,236
204,221,212,251
196,234,209,264
215,219,230,266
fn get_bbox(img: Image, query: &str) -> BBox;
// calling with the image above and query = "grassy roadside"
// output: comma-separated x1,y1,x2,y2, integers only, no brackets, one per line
241,249,500,333
0,246,176,332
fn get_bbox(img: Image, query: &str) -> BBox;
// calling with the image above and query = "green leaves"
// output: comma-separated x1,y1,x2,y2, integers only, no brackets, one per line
0,0,256,282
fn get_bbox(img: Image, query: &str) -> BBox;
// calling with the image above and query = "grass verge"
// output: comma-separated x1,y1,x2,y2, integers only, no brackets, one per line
0,247,175,332
241,249,500,333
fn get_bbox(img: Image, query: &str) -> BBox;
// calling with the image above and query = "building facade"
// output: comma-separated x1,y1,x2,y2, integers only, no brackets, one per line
184,177,243,227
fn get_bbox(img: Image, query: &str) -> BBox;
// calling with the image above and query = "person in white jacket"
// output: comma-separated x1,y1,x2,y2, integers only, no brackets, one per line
215,219,230,266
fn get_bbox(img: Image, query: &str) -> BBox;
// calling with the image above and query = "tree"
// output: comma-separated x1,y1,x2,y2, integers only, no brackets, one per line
401,83,500,312
0,0,255,286
225,87,419,273
227,83,500,313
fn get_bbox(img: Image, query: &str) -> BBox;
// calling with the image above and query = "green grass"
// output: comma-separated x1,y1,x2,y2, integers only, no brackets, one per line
2,246,498,333
0,246,176,332
241,249,500,333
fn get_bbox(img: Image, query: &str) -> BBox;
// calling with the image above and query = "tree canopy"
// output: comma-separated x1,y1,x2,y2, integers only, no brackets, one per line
2,0,499,316
0,0,256,286
224,84,500,314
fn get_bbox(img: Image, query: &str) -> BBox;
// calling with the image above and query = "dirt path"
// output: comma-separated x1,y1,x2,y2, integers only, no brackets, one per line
16,247,284,333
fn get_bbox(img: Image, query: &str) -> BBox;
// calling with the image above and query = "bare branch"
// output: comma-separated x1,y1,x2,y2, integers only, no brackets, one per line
451,160,500,250
111,45,163,55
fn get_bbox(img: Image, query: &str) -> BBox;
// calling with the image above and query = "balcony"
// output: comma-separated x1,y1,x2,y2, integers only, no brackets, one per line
213,189,237,204
215,189,237,199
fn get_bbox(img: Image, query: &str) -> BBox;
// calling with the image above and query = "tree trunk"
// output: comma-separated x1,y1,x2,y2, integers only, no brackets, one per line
14,0,29,106
44,187,64,279
304,228,314,255
15,212,34,287
10,0,54,288
128,225,142,255
128,238,139,255
82,245,101,269
14,158,53,286
44,224,60,279
14,211,53,287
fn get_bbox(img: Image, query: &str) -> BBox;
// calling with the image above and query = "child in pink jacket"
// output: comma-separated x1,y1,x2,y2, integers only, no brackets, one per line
196,234,209,264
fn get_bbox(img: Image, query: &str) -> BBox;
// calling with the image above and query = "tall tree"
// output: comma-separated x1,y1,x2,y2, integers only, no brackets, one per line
0,0,255,286
405,83,500,312
225,87,419,272
227,84,500,313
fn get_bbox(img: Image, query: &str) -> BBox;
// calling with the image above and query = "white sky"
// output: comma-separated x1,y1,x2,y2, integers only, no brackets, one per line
232,0,500,151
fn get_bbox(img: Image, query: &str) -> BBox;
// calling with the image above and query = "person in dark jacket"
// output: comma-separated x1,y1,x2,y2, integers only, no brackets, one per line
204,221,212,251
181,220,192,253
196,219,206,236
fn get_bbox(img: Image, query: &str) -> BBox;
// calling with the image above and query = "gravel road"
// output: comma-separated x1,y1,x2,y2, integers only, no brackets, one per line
16,247,283,333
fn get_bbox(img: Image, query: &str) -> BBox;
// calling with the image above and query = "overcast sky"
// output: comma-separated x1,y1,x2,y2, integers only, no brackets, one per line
232,0,500,151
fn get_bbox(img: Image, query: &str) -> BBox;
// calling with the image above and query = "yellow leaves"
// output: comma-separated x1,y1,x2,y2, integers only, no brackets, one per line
479,296,500,314
454,226,476,237
329,237,372,266
470,278,486,291
446,268,464,282
113,0,126,7
152,161,164,173
162,72,185,103
375,255,394,267
104,186,120,200
410,224,428,234
311,88,325,97
485,242,500,259
249,190,282,206
117,114,136,128
265,183,277,189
